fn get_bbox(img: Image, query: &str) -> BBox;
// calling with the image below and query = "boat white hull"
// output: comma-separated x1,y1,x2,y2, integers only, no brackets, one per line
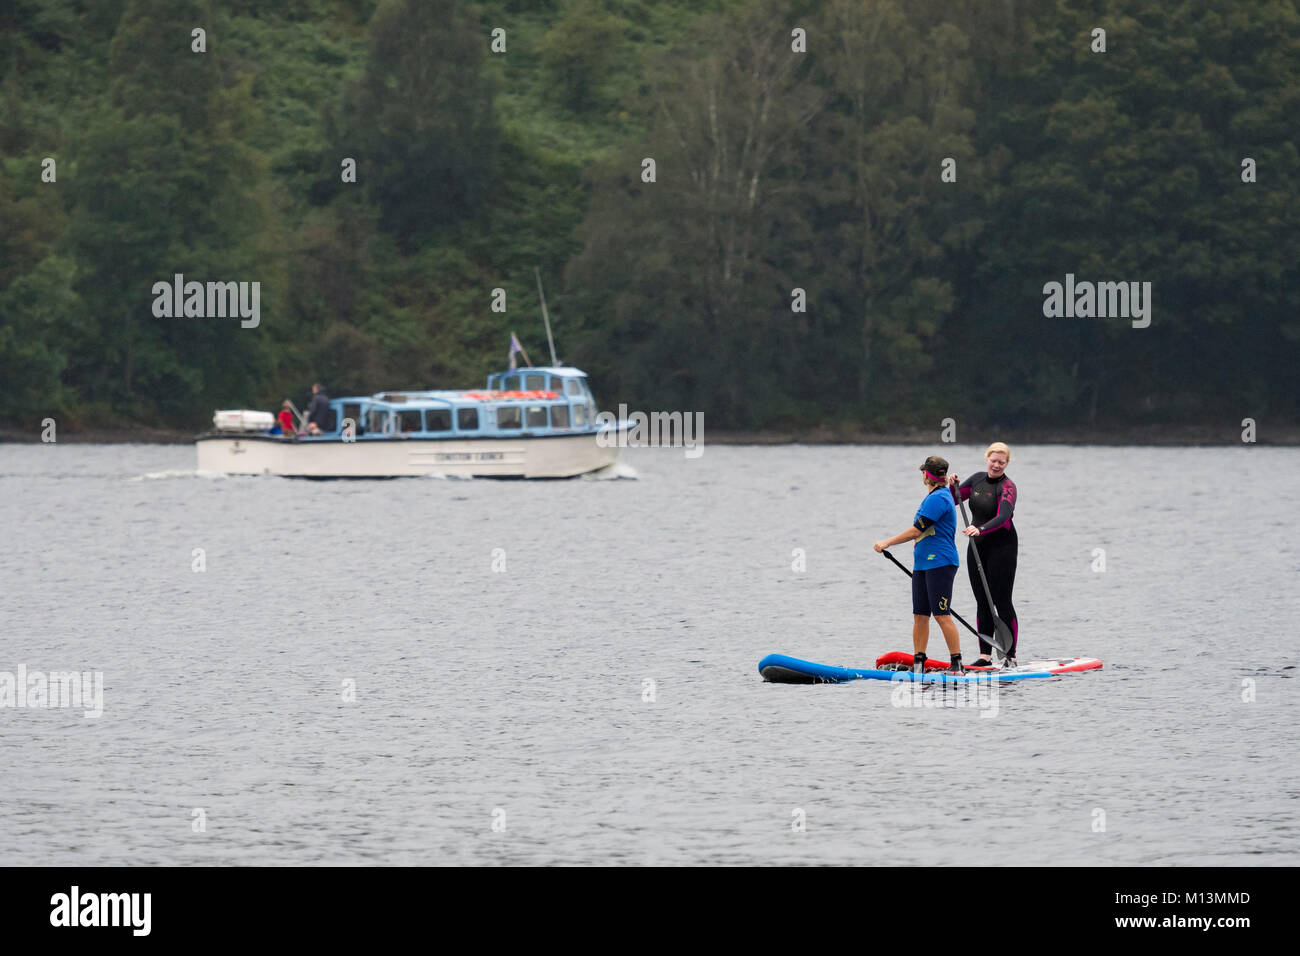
195,432,619,478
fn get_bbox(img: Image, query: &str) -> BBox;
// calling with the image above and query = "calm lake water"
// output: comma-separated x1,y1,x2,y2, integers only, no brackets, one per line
1,442,1296,865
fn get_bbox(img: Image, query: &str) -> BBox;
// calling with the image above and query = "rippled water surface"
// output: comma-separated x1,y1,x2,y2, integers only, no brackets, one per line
1,442,1296,865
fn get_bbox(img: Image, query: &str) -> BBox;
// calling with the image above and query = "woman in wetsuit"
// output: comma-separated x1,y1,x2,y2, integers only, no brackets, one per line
948,442,1018,666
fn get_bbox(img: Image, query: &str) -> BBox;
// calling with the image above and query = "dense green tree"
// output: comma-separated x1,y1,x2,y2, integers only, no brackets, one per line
538,0,629,112
0,255,82,420
961,0,1300,427
566,0,823,425
567,0,988,427
61,0,281,417
806,0,987,423
338,0,499,249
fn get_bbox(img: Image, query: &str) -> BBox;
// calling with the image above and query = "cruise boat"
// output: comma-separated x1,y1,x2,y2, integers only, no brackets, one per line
195,366,625,478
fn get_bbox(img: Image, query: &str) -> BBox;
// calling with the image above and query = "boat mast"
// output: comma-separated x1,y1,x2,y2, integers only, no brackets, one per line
535,267,559,366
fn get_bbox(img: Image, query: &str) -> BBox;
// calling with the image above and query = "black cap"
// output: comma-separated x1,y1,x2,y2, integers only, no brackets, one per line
920,455,949,478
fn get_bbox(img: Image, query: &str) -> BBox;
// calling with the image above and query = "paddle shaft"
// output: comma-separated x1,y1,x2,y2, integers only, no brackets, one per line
956,496,1013,657
880,549,983,642
287,398,308,432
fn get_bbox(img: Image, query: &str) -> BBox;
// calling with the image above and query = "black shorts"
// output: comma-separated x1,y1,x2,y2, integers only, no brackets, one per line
911,564,957,617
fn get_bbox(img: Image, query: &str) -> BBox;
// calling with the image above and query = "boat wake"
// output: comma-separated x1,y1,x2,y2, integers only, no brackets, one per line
131,469,257,481
129,469,207,481
583,461,638,480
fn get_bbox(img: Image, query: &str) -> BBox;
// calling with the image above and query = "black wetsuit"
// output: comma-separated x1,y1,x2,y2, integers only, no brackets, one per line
952,472,1019,657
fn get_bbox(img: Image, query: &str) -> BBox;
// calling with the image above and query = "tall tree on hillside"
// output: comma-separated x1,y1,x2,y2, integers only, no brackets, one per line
538,0,628,112
567,0,823,425
0,255,82,419
806,0,987,421
567,0,988,427
63,0,279,418
339,0,499,249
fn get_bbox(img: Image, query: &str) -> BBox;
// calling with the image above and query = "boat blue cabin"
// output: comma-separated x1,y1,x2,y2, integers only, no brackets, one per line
313,367,600,440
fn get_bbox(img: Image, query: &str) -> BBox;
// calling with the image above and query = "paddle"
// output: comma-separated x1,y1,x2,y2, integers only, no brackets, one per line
880,549,984,645
955,496,1014,659
287,398,308,434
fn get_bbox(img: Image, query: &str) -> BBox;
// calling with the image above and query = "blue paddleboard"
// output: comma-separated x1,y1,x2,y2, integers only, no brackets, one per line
757,653,1063,684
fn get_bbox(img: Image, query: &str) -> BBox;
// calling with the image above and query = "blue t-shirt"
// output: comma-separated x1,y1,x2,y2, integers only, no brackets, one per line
912,487,959,571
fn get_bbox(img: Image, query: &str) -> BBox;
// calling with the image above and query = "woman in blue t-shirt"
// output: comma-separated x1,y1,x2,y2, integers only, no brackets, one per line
873,455,965,674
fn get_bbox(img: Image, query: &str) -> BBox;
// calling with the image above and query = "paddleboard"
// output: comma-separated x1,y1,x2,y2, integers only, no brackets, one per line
758,652,1102,684
875,651,1103,674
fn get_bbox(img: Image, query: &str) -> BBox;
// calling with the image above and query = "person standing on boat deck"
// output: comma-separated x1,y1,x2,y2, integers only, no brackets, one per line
948,442,1019,667
305,383,330,435
872,456,965,674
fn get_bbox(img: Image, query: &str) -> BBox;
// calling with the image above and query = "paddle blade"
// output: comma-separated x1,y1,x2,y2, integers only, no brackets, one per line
990,618,1014,655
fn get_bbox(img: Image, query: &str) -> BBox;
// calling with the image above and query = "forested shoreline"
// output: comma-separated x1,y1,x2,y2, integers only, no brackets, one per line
2,0,1297,436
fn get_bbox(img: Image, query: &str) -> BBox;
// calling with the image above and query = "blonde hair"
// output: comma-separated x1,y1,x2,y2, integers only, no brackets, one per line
985,442,1011,463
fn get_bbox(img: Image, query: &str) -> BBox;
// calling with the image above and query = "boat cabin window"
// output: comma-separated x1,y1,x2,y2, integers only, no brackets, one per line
499,374,520,391
425,408,451,432
565,378,583,396
573,403,588,426
343,403,364,435
551,404,569,428
498,406,522,429
524,373,545,391
458,408,479,431
525,405,547,428
368,409,392,434
397,410,421,433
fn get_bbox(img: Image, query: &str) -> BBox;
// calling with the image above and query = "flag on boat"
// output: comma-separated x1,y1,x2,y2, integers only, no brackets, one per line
508,332,532,370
